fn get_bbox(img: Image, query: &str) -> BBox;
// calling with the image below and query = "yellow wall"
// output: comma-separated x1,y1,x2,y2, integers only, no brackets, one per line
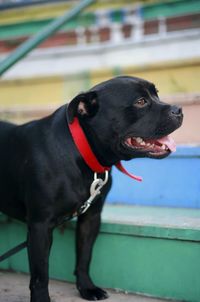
90,59,200,96
123,60,200,95
0,59,200,108
0,76,63,107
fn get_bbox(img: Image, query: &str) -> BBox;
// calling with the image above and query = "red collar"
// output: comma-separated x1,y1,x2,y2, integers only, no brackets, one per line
68,117,142,182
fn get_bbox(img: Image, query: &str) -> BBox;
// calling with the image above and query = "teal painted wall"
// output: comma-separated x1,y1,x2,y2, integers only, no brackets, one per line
0,215,200,301
143,0,200,19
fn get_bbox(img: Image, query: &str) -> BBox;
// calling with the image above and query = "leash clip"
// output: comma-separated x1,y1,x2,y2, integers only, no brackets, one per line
90,171,109,195
79,171,109,215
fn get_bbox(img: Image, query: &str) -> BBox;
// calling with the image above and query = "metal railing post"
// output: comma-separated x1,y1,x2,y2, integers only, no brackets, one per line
0,0,96,76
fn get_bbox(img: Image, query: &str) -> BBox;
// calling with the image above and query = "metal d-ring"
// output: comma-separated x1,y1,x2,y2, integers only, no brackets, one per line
94,170,109,185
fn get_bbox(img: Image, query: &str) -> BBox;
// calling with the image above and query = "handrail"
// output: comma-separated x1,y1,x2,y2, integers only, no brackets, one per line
0,0,96,76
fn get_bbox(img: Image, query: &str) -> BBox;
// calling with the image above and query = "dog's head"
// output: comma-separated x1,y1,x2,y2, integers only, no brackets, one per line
68,76,183,164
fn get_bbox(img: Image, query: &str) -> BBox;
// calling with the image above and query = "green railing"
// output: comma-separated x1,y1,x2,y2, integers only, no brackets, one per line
0,0,96,76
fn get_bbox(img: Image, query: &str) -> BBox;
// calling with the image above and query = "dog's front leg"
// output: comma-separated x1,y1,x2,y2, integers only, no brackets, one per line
75,198,108,301
27,222,53,302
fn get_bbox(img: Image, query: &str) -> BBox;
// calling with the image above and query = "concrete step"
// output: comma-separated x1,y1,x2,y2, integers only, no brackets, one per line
0,205,200,301
0,270,173,302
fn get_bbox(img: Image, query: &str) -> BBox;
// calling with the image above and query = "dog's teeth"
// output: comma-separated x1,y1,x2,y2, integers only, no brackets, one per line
136,137,142,143
141,141,145,146
146,143,151,146
161,145,165,150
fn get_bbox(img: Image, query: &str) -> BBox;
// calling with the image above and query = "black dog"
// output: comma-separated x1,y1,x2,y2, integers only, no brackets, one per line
0,76,183,302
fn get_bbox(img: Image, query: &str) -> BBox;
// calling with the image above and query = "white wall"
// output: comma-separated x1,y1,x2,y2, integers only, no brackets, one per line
1,29,200,80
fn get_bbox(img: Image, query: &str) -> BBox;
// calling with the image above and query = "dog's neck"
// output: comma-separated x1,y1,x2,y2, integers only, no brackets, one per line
68,117,114,172
67,114,142,182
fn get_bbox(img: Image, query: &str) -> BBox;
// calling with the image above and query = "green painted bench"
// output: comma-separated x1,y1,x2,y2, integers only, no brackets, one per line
0,205,200,301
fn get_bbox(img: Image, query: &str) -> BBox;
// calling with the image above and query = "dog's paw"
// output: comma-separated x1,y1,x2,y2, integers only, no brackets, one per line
30,289,51,302
79,287,109,301
31,297,50,302
31,296,50,302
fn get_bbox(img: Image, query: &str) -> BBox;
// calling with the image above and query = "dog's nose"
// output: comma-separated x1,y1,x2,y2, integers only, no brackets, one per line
171,105,182,116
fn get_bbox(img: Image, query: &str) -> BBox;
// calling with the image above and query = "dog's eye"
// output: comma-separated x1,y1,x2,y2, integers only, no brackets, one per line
134,98,147,108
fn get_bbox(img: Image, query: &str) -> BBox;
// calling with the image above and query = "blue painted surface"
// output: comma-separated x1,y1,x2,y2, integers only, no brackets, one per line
106,146,200,209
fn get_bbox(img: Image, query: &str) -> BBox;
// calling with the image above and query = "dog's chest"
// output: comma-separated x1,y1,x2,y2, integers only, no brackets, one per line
52,170,94,217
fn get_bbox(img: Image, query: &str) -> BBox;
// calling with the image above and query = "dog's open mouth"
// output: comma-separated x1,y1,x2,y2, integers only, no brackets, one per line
124,135,176,157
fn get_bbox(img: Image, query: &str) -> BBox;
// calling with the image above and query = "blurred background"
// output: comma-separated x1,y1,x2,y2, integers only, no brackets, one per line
0,0,200,207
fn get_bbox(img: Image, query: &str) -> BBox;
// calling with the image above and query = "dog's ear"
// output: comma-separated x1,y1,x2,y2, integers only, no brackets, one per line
67,91,98,123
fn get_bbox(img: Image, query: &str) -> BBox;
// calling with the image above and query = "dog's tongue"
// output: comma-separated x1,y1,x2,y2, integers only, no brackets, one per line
157,136,176,152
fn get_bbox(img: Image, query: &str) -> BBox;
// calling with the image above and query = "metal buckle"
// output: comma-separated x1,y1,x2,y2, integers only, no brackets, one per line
79,171,109,215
